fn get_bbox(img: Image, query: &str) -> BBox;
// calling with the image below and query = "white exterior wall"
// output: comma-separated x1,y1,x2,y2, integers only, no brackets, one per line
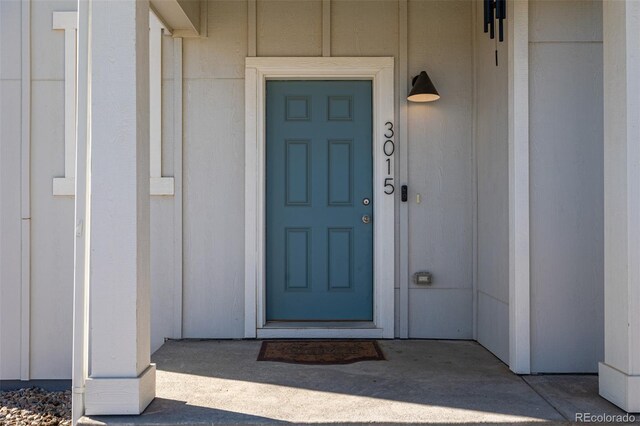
30,0,76,378
182,0,247,337
406,0,474,339
474,0,510,363
528,0,604,373
0,0,177,380
0,0,608,380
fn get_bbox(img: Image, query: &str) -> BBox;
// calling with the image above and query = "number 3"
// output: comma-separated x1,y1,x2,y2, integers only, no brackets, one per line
384,122,394,139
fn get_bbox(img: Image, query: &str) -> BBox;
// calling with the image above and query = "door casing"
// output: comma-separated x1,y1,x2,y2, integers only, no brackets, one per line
244,57,395,339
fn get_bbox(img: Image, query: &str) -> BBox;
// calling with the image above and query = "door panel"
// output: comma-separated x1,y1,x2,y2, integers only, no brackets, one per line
285,140,311,205
266,80,373,321
328,140,353,205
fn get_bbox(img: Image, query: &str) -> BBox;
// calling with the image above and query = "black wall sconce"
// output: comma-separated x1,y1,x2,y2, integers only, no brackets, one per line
407,71,440,103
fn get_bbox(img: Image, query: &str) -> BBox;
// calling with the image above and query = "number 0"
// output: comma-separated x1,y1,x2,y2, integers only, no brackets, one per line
383,140,395,156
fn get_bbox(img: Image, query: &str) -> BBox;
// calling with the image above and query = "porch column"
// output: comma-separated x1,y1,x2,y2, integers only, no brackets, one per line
83,0,156,415
599,0,640,413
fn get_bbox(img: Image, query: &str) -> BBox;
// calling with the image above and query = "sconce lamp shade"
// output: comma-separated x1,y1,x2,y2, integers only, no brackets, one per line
408,71,440,102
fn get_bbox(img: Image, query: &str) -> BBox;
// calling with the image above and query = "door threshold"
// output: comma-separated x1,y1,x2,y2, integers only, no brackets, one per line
264,321,376,329
257,323,383,339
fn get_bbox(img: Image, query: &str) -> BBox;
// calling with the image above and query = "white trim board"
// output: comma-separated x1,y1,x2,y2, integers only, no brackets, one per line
51,10,174,196
51,11,77,197
149,12,175,196
244,57,396,339
507,0,531,374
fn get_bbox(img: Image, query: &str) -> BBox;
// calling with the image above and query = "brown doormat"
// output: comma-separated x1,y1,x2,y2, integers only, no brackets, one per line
257,340,385,364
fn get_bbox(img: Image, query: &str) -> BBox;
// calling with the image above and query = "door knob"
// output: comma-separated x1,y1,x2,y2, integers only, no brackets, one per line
362,215,371,224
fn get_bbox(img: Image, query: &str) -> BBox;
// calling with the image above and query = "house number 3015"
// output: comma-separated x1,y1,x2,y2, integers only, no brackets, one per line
383,122,395,195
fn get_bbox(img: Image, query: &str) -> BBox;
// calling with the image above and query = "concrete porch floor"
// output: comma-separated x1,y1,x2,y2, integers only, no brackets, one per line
79,340,633,425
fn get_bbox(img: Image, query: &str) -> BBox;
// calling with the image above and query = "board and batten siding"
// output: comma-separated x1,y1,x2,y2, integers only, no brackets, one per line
474,0,605,372
528,0,604,373
0,0,178,379
182,0,248,338
0,0,607,380
181,0,475,339
406,0,474,338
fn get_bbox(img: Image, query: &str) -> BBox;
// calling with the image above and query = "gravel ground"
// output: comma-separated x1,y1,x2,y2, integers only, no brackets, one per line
0,388,71,426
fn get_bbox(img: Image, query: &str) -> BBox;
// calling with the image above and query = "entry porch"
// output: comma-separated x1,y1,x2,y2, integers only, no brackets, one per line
78,340,629,425
67,0,640,421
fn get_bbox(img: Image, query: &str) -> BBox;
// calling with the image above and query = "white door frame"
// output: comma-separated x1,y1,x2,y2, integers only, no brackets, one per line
244,57,395,339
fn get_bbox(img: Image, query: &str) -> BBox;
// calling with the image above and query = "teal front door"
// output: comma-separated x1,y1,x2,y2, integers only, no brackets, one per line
266,80,373,321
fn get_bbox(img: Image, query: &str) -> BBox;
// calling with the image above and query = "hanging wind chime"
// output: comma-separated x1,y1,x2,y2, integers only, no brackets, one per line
484,0,506,66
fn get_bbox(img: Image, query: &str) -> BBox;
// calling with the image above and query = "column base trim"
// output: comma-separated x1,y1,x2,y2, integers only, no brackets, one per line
599,362,640,413
85,364,156,415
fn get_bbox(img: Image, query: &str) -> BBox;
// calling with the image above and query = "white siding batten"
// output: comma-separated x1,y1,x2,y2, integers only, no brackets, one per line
322,0,331,57
507,0,531,374
20,0,32,381
248,0,257,57
397,0,409,339
172,37,184,339
244,57,395,339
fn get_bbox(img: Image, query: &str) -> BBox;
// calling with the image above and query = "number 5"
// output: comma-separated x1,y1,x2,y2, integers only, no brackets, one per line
384,178,395,195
